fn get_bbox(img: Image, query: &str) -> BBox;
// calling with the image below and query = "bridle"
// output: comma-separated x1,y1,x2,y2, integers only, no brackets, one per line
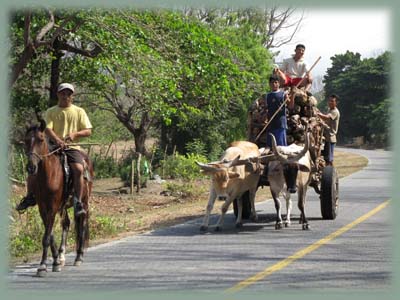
26,127,62,161
27,147,62,161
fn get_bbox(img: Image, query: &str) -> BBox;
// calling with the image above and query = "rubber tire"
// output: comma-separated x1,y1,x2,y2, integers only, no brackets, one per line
233,191,252,219
320,166,339,220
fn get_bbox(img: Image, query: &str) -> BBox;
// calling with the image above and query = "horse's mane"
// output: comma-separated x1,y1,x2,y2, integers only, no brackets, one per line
26,124,41,134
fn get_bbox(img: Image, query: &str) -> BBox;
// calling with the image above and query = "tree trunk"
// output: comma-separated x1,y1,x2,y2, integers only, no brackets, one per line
134,131,148,157
49,37,64,107
116,111,152,157
49,48,63,107
10,44,35,87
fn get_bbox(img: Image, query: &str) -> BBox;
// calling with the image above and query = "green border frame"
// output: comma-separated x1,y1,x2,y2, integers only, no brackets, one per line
1,1,398,299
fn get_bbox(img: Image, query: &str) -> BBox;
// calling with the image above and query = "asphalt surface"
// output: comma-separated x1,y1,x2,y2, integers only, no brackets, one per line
7,147,392,294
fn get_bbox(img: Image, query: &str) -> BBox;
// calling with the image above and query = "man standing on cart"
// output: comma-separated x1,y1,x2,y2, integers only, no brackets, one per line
264,75,294,148
317,94,341,166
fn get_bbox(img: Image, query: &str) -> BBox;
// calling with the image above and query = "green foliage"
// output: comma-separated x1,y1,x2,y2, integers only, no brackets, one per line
118,154,150,186
8,146,27,182
159,13,271,155
9,235,39,257
9,9,274,163
86,109,132,144
185,139,207,157
323,51,391,145
366,99,391,147
90,216,120,238
92,154,120,179
9,206,43,258
159,153,207,180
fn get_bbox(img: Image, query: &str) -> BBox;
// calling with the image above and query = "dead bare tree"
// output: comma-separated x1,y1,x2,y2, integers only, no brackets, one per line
263,7,304,49
180,6,304,50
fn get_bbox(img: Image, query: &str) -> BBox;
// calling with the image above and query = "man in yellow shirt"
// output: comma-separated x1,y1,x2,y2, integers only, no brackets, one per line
16,83,92,216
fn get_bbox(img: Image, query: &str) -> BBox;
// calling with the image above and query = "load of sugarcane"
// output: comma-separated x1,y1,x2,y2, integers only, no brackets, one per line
287,87,319,144
286,87,328,174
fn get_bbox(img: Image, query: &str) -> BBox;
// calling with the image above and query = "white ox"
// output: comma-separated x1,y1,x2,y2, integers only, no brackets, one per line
268,133,312,230
196,141,261,232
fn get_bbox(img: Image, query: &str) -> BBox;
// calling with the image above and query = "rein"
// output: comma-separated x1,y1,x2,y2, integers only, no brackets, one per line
29,146,63,160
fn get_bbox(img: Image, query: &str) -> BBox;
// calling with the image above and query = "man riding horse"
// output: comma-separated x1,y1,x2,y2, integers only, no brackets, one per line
17,83,92,217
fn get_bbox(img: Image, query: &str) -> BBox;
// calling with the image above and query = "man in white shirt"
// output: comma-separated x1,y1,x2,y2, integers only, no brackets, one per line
273,44,313,92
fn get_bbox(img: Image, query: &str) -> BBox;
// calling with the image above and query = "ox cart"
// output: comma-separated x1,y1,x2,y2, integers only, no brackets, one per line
234,89,339,221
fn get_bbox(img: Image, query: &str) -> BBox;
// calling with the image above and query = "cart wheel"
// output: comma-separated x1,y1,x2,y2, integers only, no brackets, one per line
233,191,252,219
320,166,339,219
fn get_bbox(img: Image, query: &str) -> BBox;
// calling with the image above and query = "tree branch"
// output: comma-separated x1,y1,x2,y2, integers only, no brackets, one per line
23,11,31,47
58,41,102,57
34,9,55,46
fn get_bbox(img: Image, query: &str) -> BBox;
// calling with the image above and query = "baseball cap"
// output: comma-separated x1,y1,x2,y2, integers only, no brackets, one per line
57,83,75,93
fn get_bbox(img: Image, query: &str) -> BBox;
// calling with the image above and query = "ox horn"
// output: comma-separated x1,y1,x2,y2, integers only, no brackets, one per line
289,132,310,162
195,161,223,173
196,155,242,171
270,134,289,163
270,133,310,163
215,155,241,168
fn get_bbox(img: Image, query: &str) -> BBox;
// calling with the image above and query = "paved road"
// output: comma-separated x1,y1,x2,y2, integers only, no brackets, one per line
7,148,392,295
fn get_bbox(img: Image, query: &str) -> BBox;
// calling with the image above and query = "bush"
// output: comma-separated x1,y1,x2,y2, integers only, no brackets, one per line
118,153,150,186
164,181,207,199
8,145,27,182
185,139,207,157
92,154,120,179
8,204,46,258
90,216,119,238
159,153,207,180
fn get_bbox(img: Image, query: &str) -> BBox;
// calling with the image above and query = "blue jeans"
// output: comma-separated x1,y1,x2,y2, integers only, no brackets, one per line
266,128,287,147
323,141,336,163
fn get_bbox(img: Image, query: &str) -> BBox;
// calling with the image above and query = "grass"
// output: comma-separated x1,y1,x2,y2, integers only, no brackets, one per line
334,150,369,178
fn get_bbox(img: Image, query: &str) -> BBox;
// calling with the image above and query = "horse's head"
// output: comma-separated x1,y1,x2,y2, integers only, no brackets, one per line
24,118,48,175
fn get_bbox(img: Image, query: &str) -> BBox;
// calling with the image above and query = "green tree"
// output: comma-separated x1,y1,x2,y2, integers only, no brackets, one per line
322,51,391,145
9,8,275,161
63,10,273,156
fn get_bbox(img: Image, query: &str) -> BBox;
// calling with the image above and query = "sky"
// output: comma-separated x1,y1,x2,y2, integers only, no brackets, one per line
274,9,391,78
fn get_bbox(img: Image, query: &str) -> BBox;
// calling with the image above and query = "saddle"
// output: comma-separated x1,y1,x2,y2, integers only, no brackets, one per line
60,152,73,204
59,151,92,206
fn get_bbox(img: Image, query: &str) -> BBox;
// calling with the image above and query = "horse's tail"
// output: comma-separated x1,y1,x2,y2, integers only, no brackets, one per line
75,211,89,250
76,151,92,249
84,210,89,248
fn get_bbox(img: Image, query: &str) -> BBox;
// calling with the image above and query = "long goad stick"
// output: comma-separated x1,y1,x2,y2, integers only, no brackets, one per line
65,142,101,146
254,56,322,142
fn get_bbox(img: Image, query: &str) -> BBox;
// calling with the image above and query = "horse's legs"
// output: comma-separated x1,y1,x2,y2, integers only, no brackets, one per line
58,209,70,266
74,214,85,266
37,215,56,276
50,233,61,272
74,188,89,266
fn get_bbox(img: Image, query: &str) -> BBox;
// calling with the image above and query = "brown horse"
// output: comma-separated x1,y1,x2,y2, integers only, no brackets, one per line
24,118,93,277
